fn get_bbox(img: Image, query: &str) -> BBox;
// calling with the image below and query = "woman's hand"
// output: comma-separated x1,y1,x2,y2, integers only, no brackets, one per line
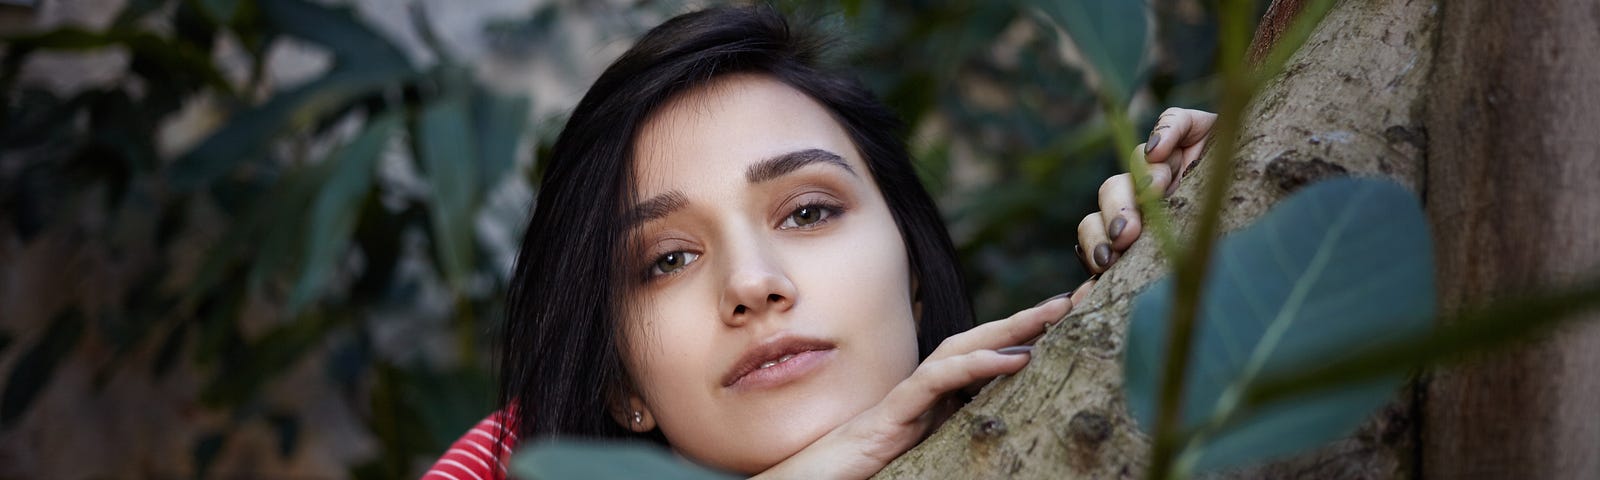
757,295,1082,479
1076,107,1217,274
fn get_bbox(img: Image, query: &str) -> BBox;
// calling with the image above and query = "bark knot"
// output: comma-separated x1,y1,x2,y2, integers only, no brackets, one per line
1068,410,1112,445
970,414,1008,440
1265,150,1348,192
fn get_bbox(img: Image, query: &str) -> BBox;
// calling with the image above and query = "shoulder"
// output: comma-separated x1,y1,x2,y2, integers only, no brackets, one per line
423,410,519,480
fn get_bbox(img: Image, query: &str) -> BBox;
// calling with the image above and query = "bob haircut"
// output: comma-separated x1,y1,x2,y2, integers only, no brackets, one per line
500,4,973,446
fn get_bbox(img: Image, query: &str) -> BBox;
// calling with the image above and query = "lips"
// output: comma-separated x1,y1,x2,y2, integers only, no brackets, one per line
722,334,836,389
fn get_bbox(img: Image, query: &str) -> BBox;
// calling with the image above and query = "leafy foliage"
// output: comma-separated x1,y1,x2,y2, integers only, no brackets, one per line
1124,178,1435,472
0,0,1224,476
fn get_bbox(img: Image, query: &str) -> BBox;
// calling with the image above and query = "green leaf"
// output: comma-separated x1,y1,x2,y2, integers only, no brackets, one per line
1124,178,1435,472
2,310,85,427
1034,0,1149,107
288,114,401,311
470,89,531,190
1247,278,1600,408
257,0,410,70
415,97,479,291
170,68,413,189
511,440,736,480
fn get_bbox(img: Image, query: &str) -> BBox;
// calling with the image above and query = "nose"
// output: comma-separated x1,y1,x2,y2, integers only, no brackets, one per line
719,239,797,327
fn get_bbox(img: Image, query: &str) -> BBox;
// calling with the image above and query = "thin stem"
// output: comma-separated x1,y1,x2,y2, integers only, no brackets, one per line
1108,103,1182,260
1145,0,1257,477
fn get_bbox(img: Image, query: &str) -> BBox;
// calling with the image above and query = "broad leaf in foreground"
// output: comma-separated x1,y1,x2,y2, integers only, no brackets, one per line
512,440,733,480
1125,177,1435,472
1033,0,1149,107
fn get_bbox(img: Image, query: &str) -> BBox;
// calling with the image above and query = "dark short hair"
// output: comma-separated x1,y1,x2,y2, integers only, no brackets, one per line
499,4,972,449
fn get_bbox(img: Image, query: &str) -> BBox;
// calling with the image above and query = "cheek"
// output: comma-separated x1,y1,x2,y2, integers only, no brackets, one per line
623,295,719,409
791,205,921,362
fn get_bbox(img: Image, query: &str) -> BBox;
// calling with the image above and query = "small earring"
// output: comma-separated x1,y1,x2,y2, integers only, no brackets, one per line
632,411,642,425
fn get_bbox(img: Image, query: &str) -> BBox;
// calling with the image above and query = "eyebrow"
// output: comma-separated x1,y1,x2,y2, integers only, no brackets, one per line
745,148,856,184
626,149,857,229
627,190,689,228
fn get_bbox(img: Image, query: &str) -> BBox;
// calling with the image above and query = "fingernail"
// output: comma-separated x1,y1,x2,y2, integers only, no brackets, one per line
1108,216,1127,240
1145,132,1162,154
1034,290,1074,308
1089,274,1102,281
996,346,1034,355
1093,243,1112,269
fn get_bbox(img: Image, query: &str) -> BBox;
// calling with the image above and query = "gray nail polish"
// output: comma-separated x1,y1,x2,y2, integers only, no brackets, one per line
996,346,1034,355
1034,291,1073,307
1093,243,1112,269
1108,216,1127,240
1145,132,1162,154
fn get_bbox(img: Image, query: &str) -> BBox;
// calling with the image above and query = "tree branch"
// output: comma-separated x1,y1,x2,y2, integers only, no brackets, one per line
875,0,1440,477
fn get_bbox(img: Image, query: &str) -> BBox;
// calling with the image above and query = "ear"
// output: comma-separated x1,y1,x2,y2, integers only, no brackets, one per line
609,393,658,433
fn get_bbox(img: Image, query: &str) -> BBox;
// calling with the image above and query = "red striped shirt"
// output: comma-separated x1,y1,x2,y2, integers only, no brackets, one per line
422,410,517,480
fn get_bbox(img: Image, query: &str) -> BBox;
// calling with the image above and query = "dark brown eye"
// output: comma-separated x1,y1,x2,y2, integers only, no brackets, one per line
652,251,699,276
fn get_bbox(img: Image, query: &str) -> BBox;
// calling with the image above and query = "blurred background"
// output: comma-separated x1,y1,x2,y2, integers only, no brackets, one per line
0,0,1242,477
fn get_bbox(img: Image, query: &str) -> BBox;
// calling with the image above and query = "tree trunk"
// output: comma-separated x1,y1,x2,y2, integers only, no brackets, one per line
1421,0,1600,478
876,0,1440,477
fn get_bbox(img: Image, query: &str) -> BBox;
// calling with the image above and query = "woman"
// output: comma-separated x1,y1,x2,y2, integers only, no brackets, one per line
426,5,1214,479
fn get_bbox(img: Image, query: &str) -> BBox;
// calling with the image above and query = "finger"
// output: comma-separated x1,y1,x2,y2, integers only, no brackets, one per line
879,350,1031,424
1076,213,1113,274
1146,108,1216,165
928,297,1072,360
1069,276,1099,306
1098,173,1141,252
1176,110,1218,147
1172,141,1208,191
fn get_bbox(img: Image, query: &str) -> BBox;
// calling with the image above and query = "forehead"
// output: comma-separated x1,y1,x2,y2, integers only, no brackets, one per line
631,74,865,194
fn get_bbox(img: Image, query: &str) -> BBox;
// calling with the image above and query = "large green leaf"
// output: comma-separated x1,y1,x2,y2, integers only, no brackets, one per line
288,114,401,311
415,97,479,291
511,440,735,480
1033,0,1149,107
1124,178,1435,472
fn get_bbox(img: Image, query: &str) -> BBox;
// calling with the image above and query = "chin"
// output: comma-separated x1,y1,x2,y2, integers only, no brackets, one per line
692,386,880,474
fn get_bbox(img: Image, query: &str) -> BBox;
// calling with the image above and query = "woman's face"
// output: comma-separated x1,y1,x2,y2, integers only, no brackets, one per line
619,73,921,473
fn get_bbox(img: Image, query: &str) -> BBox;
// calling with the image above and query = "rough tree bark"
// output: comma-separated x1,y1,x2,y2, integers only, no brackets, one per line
878,0,1442,477
882,0,1600,477
1421,0,1600,478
